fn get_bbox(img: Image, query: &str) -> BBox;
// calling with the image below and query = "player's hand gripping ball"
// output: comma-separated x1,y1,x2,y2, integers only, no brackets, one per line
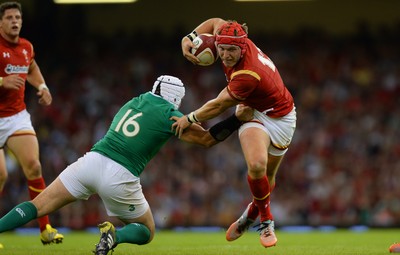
191,33,218,66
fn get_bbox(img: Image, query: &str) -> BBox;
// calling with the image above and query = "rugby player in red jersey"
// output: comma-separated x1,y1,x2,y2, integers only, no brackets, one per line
174,18,297,248
0,1,63,245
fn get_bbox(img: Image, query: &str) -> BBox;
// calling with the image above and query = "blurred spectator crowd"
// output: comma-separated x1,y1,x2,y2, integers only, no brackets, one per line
0,22,399,230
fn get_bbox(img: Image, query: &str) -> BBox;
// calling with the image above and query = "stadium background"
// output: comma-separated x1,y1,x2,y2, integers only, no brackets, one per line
0,0,399,230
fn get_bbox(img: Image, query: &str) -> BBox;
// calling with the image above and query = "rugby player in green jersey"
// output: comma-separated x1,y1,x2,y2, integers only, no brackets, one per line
0,75,253,255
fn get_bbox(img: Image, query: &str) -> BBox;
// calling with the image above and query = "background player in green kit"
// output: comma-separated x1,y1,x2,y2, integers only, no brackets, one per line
0,75,253,255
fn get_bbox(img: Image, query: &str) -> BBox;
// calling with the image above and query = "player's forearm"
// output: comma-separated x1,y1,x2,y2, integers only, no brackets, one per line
180,123,218,148
193,99,229,123
27,61,46,89
181,114,243,147
188,89,237,124
192,18,226,35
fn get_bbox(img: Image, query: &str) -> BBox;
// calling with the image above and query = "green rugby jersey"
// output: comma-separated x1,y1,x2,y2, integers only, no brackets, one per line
91,92,183,177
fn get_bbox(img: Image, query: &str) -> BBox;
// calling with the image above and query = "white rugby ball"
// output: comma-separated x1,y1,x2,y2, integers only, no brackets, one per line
191,33,218,66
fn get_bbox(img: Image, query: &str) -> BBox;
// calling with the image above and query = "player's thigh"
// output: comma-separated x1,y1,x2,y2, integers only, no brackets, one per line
0,149,7,188
96,158,151,222
7,135,40,173
0,149,6,173
239,126,270,167
100,178,150,220
32,177,77,217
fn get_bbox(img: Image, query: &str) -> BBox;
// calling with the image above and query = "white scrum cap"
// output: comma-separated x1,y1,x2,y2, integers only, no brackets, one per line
151,75,185,109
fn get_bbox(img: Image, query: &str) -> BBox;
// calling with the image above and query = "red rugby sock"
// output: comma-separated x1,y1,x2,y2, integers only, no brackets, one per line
27,177,50,232
247,175,273,222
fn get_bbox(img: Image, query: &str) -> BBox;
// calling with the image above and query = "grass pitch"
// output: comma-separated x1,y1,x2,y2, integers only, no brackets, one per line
0,228,398,255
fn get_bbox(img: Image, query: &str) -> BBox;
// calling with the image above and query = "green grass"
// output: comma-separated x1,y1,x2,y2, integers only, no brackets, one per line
0,228,398,255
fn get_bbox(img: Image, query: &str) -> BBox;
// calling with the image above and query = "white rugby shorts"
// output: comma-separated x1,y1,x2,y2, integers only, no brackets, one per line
239,107,296,156
0,110,35,148
59,151,149,220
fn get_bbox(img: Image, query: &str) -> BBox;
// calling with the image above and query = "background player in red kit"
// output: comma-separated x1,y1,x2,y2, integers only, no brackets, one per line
0,1,63,245
174,18,297,248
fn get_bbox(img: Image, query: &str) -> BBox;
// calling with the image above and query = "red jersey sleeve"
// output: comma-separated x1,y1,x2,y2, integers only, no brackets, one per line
227,72,259,101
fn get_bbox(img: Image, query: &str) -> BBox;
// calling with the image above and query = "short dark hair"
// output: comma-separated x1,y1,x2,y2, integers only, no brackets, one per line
0,2,22,19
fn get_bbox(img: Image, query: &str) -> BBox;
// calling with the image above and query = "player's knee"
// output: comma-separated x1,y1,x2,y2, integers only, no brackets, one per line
0,171,8,190
145,222,156,244
247,158,267,176
24,159,42,179
146,230,155,244
136,223,153,245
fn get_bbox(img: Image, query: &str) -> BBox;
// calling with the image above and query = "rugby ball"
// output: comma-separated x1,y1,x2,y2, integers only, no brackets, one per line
191,33,217,66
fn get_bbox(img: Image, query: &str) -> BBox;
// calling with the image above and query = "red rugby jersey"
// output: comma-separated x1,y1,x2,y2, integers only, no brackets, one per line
223,38,294,118
0,35,34,117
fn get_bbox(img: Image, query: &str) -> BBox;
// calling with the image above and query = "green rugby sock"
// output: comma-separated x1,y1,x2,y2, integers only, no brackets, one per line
0,201,37,233
116,223,151,245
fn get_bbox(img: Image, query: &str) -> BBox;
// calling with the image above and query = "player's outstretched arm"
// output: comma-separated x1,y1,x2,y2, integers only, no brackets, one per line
172,88,236,138
177,122,217,148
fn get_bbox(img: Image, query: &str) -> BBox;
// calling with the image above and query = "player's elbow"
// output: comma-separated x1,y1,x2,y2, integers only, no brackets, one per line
202,132,220,148
192,134,219,148
202,138,218,148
